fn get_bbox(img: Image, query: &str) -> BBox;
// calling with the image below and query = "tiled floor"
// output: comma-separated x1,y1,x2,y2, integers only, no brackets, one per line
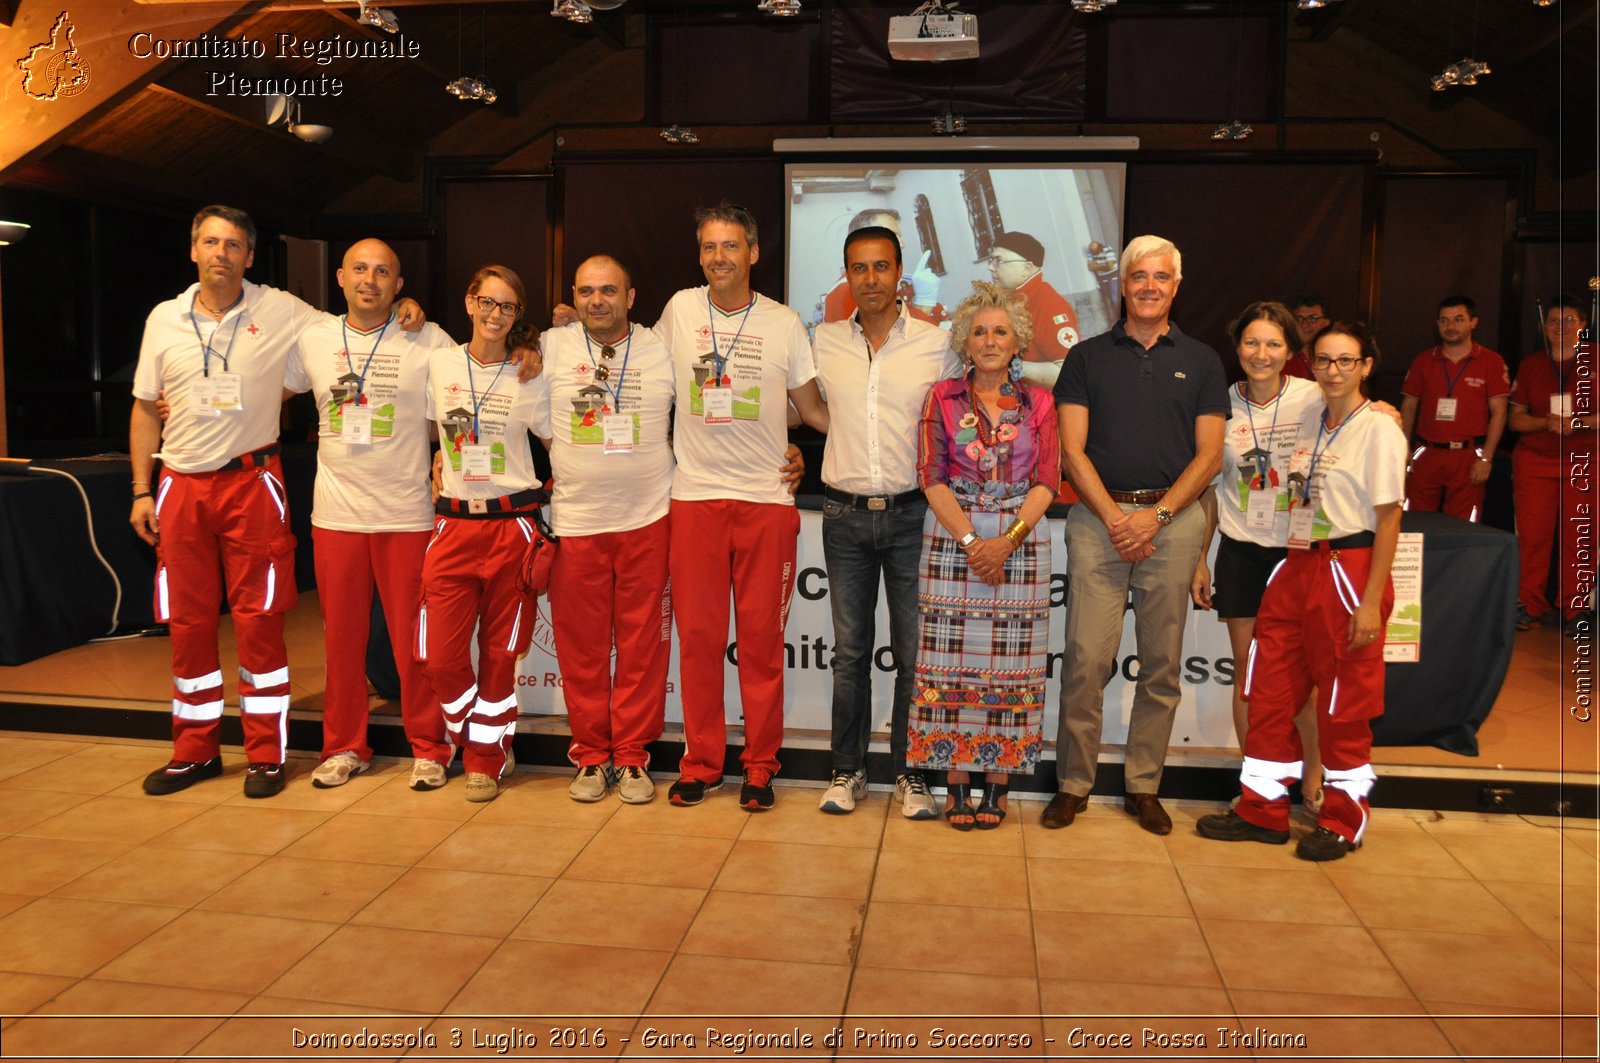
0,731,1595,1061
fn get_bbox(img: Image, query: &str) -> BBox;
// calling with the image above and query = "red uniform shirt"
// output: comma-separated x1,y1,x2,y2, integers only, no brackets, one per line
1016,272,1080,361
1511,352,1596,460
1283,349,1316,381
1402,343,1510,442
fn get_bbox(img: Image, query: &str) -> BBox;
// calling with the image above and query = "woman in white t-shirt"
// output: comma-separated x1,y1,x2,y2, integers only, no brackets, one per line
1191,302,1325,812
1198,321,1406,861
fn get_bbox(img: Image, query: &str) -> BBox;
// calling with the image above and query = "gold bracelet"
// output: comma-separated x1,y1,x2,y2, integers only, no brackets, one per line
1003,517,1030,546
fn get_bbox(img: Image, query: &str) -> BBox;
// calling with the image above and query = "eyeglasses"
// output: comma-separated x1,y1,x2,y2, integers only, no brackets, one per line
1239,338,1287,352
594,344,616,382
988,254,1026,269
1295,313,1326,325
471,295,522,318
1311,354,1363,371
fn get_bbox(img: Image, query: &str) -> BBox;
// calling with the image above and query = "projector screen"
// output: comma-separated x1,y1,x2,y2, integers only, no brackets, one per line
785,161,1126,387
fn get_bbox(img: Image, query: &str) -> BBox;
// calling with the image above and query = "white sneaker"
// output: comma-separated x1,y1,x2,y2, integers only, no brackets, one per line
895,771,939,820
500,745,516,780
464,772,498,803
818,769,867,814
409,758,447,791
569,763,610,803
311,750,369,789
615,765,656,804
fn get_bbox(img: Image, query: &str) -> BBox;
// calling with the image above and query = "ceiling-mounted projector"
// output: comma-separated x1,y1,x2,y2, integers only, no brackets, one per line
888,7,978,62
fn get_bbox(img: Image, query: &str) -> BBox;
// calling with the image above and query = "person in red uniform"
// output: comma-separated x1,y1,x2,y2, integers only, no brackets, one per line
419,265,549,803
131,206,421,799
1285,296,1328,381
1400,295,1510,522
1509,295,1596,630
987,231,1081,377
1197,321,1407,861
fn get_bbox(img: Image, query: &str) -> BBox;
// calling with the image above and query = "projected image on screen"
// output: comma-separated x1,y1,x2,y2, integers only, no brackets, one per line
787,162,1125,389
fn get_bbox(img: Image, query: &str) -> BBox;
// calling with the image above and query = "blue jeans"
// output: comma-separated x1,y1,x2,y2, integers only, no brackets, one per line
822,495,926,775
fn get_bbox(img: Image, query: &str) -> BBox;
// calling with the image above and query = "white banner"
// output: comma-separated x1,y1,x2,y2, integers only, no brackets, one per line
513,510,1244,754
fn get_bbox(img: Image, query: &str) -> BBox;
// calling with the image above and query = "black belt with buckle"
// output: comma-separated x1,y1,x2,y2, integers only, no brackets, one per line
1308,532,1376,550
217,444,281,472
823,485,924,511
1423,436,1486,451
436,488,549,518
1107,488,1170,505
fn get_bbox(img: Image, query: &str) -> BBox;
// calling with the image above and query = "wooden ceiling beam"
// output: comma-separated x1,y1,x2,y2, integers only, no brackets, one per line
0,0,262,181
1504,1,1596,68
145,79,416,181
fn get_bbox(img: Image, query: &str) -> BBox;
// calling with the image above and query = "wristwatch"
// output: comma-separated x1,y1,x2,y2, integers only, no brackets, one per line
1155,506,1174,527
957,531,981,551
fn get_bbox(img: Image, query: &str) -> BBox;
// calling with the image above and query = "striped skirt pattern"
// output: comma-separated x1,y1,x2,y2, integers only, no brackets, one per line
906,507,1051,775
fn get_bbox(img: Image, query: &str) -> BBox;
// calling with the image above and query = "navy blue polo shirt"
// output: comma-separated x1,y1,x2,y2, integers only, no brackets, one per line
1053,321,1230,492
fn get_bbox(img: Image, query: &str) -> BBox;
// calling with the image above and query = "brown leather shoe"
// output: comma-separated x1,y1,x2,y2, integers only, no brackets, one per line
1123,792,1172,835
1040,791,1087,830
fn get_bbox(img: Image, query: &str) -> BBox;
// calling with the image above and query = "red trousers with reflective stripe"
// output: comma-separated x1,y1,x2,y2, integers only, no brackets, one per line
1513,447,1594,620
417,512,537,777
153,459,297,764
1406,445,1483,522
549,514,671,769
1238,546,1392,844
669,499,799,782
312,526,448,765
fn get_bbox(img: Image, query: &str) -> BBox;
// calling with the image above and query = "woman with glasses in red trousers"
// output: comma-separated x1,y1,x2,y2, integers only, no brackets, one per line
1198,321,1406,861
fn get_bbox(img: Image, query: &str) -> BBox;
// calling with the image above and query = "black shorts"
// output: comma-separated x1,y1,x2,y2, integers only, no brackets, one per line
1213,534,1289,620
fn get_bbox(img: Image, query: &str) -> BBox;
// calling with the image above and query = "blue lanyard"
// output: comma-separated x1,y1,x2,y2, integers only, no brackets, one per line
463,345,509,441
1304,400,1371,504
190,291,245,378
1437,346,1474,397
1241,379,1285,478
583,325,633,412
706,291,756,381
340,315,391,402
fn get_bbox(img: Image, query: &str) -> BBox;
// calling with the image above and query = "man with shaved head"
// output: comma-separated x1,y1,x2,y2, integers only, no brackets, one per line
534,255,677,804
283,238,458,790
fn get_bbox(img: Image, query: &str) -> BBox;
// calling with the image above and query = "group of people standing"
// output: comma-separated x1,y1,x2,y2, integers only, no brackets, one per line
127,201,1581,865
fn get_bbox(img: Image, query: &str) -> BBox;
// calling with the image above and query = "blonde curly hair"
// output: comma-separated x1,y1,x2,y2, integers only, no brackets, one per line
949,281,1034,364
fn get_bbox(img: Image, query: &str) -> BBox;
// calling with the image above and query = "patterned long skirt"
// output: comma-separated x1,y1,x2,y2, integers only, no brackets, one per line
906,506,1051,776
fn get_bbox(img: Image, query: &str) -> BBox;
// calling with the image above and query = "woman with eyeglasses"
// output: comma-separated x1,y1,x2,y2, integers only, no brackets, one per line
419,265,550,803
1190,302,1326,814
907,283,1060,830
1198,321,1405,861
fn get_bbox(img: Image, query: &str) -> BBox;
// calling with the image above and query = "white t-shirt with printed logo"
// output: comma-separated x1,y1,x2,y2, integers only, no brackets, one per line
132,281,323,473
425,346,547,500
654,286,817,506
285,316,457,533
1285,401,1408,542
1217,377,1325,547
534,322,674,536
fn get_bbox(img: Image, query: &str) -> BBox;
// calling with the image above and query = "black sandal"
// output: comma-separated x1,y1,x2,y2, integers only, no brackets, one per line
945,781,975,831
975,781,1009,830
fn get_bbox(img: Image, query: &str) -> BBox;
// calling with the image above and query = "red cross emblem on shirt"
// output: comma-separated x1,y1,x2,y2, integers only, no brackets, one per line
247,323,261,335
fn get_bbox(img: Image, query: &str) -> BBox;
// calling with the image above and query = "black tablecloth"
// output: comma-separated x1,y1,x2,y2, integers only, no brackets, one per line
1373,511,1518,755
0,448,317,666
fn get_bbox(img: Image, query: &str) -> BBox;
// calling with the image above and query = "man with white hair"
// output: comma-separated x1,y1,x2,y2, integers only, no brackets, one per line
1043,235,1228,834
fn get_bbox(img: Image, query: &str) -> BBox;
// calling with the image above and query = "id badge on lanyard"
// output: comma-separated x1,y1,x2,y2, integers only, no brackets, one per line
602,411,636,453
342,404,373,445
702,386,734,425
1245,487,1278,532
1287,501,1316,549
461,444,493,482
1435,396,1458,422
193,372,243,416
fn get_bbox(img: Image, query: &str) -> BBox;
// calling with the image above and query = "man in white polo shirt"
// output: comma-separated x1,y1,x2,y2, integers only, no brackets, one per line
284,239,458,792
656,203,828,812
130,206,420,799
537,255,676,804
813,225,959,819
